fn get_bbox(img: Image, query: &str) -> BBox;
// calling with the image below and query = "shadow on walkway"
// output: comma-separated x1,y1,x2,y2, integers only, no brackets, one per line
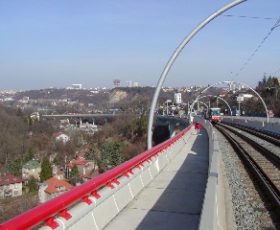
134,129,209,230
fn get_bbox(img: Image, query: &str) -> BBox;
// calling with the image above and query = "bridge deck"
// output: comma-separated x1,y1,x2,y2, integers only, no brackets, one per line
105,128,209,230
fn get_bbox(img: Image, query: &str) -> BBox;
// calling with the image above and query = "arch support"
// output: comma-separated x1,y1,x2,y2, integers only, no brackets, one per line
239,81,269,122
190,80,269,122
147,0,247,149
196,95,233,116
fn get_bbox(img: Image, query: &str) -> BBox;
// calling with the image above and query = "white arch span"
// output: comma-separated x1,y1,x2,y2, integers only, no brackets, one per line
190,80,269,122
147,0,247,148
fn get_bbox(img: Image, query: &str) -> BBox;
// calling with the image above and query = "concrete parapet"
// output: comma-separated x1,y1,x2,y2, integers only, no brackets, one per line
194,117,228,230
40,128,192,230
222,116,280,134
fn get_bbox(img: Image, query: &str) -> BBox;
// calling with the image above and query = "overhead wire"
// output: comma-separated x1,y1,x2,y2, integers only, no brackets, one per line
233,16,280,77
222,14,276,20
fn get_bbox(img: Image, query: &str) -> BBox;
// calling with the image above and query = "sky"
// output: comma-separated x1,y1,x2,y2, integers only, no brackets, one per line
0,0,280,90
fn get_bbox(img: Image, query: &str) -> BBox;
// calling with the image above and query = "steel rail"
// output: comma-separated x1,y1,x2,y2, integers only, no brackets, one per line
216,125,280,211
222,121,280,147
218,123,280,167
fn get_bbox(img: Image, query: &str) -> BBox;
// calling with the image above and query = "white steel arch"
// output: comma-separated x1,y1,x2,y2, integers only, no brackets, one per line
196,95,233,116
190,80,269,122
147,0,247,149
196,101,209,110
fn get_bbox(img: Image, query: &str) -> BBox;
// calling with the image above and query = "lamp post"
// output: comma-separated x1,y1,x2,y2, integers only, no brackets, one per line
166,99,172,116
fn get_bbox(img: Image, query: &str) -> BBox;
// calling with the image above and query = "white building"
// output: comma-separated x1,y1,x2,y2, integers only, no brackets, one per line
30,112,40,121
71,84,82,89
79,121,98,135
38,177,72,203
0,174,22,199
19,96,30,104
174,93,182,104
53,132,70,144
128,81,139,87
238,93,253,99
22,160,41,181
3,97,14,102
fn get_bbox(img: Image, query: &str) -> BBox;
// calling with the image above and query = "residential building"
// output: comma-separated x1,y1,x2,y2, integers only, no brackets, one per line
22,160,41,181
38,177,72,203
53,132,70,144
30,112,40,121
19,96,30,104
52,165,65,180
71,84,82,89
174,93,182,104
238,93,253,99
59,119,70,129
3,97,14,102
79,120,98,135
127,81,139,87
66,156,96,178
0,174,22,199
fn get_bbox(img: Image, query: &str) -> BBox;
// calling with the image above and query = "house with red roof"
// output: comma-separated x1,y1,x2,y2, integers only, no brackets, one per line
66,156,96,178
53,132,70,144
0,174,22,199
38,177,73,203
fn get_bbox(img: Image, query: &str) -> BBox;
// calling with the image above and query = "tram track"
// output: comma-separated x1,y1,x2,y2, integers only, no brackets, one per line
218,123,280,167
222,121,280,147
215,123,280,228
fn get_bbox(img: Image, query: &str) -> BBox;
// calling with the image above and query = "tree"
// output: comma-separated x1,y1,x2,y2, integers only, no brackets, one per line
70,165,79,178
135,114,147,140
100,139,123,170
84,144,101,173
16,108,24,117
256,75,280,116
6,159,22,176
0,106,26,166
28,176,37,193
40,158,52,182
84,151,94,161
69,165,82,185
23,147,34,163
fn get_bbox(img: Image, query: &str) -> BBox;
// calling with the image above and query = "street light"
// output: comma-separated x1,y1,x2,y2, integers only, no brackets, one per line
236,95,244,116
166,99,172,115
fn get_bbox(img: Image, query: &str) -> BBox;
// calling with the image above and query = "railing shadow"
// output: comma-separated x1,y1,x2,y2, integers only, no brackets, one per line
134,129,209,230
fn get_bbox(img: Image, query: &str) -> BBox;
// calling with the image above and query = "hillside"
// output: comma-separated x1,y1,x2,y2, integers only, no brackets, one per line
14,87,187,112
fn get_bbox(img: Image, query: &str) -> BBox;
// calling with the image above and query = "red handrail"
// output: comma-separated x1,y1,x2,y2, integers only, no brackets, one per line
0,125,191,230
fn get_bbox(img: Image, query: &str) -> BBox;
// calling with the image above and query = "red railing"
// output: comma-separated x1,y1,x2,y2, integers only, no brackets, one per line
0,125,191,230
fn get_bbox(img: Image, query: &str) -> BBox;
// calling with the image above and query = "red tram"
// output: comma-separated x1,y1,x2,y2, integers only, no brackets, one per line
207,107,221,123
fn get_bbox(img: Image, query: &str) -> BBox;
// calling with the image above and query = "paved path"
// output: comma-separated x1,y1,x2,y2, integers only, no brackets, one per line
105,128,209,230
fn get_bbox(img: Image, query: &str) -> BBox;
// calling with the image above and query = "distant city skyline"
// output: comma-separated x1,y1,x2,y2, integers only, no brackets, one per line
0,0,280,90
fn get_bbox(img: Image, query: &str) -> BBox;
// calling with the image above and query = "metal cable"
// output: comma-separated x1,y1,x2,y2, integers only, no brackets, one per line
234,16,280,77
222,14,276,20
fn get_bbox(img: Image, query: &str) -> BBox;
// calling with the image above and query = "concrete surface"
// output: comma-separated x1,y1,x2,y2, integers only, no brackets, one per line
105,129,209,230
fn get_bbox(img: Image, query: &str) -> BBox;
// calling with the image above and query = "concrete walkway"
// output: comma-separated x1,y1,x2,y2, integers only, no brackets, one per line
105,128,209,230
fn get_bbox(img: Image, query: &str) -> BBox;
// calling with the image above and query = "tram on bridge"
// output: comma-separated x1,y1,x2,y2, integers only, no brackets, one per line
206,107,222,123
